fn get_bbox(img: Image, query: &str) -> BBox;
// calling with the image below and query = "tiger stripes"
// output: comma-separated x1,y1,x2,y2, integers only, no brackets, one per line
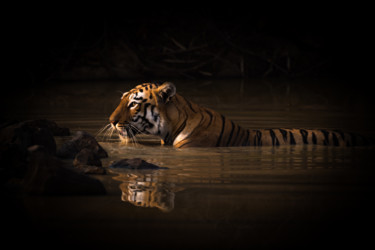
215,126,371,147
110,82,373,148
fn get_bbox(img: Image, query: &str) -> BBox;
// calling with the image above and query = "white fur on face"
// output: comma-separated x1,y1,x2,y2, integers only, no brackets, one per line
125,89,162,136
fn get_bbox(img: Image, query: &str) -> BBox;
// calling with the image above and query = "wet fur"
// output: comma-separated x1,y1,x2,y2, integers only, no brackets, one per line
110,82,372,148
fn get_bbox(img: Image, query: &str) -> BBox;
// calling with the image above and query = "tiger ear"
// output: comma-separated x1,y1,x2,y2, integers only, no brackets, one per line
157,82,176,103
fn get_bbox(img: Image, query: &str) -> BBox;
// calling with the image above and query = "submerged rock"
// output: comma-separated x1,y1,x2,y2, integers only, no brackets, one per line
73,148,105,174
73,148,102,167
1,120,107,195
57,131,108,159
0,120,57,155
109,158,166,170
23,145,106,195
1,119,68,185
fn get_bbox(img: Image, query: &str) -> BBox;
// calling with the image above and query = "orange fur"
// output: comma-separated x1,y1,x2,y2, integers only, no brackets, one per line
110,82,372,148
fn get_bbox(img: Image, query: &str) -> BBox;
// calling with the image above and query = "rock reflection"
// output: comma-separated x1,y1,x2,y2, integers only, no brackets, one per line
113,171,178,212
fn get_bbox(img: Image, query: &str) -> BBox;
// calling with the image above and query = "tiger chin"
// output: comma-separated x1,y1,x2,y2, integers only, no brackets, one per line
109,82,373,148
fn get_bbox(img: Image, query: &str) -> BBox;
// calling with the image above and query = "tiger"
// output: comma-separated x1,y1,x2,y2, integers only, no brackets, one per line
109,82,372,148
119,179,175,212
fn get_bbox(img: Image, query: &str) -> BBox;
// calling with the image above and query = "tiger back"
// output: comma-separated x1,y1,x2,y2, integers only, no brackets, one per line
109,82,373,148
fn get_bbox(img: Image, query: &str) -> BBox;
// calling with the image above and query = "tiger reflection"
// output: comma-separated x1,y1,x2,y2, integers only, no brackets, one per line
117,174,176,212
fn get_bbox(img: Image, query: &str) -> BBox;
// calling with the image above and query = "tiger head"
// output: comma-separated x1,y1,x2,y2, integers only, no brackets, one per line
109,82,176,142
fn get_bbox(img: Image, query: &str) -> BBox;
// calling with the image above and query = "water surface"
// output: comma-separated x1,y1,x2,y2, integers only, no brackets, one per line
5,79,375,248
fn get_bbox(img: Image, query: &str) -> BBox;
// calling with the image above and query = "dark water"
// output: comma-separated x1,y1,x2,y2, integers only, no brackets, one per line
3,79,375,248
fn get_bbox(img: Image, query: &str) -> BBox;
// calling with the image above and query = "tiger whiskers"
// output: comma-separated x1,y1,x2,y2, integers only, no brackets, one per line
126,127,138,145
96,122,146,146
96,123,111,137
127,124,145,146
128,124,143,135
96,123,119,142
96,123,112,141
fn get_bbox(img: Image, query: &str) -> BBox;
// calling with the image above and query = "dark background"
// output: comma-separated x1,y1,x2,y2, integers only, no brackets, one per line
10,5,367,84
4,4,373,126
